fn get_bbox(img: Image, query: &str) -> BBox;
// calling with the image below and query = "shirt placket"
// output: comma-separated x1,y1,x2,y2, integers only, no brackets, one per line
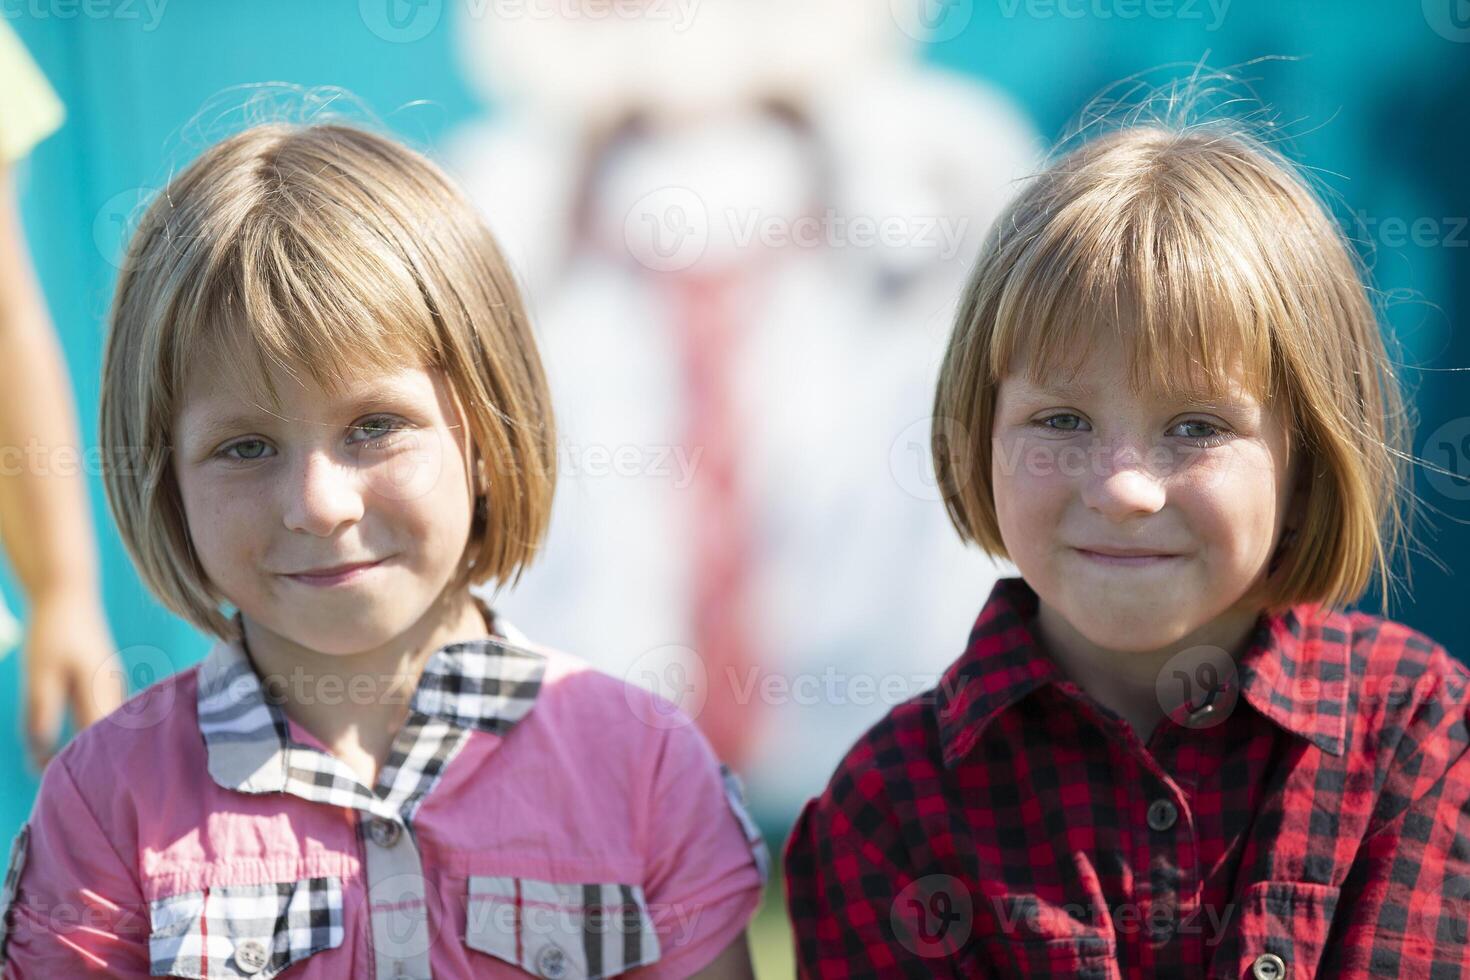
1132,717,1210,975
1057,683,1208,975
358,803,432,980
274,715,472,980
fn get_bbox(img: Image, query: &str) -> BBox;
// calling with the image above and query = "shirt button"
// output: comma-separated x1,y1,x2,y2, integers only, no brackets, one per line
1187,701,1217,725
1251,952,1288,980
536,943,568,979
233,937,270,974
1146,798,1179,832
368,816,403,848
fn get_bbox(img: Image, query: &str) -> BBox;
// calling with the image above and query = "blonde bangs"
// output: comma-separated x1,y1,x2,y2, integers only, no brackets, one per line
171,194,439,415
993,211,1281,414
988,172,1284,413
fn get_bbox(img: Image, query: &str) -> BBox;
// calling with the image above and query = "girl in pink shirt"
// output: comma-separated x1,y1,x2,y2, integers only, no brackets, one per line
0,122,767,979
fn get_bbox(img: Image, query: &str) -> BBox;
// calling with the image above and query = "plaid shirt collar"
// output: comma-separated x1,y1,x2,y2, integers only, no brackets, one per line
934,577,1350,768
195,593,547,816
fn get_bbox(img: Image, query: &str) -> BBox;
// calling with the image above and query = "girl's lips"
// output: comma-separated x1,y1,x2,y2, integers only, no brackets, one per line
284,558,387,586
1074,548,1181,568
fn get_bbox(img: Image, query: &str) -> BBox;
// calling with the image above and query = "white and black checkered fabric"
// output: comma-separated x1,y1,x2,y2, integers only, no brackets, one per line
148,875,343,978
412,640,546,735
197,620,547,826
0,823,30,967
464,875,662,979
720,763,771,886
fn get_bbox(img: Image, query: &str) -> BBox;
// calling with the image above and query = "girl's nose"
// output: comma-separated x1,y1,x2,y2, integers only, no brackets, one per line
281,449,366,536
1080,440,1168,520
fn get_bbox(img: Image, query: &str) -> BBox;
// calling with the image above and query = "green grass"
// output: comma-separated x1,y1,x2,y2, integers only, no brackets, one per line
748,865,795,980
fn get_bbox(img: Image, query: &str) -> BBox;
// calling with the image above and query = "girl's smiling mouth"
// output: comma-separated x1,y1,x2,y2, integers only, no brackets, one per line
1073,548,1181,568
282,557,390,587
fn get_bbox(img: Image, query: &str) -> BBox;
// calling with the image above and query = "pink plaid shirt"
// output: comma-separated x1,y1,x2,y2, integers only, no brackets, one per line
0,595,767,978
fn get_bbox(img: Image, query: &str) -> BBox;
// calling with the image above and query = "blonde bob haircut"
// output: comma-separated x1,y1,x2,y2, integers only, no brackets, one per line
100,122,557,640
933,120,1419,617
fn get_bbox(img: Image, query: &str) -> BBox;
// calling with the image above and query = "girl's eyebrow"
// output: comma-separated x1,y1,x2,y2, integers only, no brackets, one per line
1016,380,1255,411
188,408,289,442
1032,381,1095,397
187,384,424,440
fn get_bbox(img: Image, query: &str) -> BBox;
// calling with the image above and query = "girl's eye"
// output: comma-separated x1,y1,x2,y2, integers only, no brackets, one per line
1032,414,1231,447
214,416,409,462
1175,420,1231,446
216,439,272,462
1036,413,1084,434
351,415,408,446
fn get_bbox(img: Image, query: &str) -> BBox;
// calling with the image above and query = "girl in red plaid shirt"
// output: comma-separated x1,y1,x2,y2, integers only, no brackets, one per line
784,103,1470,977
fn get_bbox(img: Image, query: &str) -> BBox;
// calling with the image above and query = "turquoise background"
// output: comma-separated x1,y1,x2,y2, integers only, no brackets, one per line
2,1,1467,856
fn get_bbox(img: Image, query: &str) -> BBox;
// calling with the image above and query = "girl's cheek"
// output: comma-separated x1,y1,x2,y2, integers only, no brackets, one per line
362,428,448,505
994,434,1077,489
998,431,1235,490
1172,447,1244,495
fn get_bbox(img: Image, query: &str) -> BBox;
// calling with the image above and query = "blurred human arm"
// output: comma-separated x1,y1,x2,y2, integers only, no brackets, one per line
686,930,756,980
0,165,124,770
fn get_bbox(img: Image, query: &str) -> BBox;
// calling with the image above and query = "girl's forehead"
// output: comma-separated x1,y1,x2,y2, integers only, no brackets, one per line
1003,372,1258,407
1001,353,1265,407
178,310,440,402
177,358,447,430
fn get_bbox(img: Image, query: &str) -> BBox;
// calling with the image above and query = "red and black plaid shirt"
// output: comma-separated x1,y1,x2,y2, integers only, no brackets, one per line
784,576,1470,978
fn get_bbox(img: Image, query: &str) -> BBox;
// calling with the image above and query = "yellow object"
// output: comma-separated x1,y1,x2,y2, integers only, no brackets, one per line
0,19,64,166
0,19,63,657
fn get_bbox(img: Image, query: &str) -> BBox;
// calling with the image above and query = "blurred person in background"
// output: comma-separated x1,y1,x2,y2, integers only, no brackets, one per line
0,20,124,770
447,0,1038,805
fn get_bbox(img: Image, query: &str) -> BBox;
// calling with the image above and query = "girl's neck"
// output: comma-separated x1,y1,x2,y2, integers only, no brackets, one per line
238,589,491,785
1031,599,1262,745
